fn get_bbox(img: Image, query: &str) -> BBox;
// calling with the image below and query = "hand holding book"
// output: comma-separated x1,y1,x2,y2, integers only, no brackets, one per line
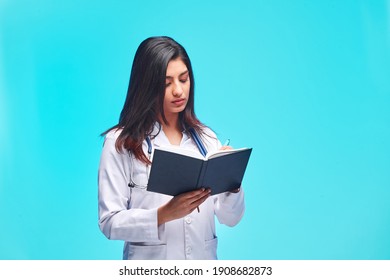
157,188,211,224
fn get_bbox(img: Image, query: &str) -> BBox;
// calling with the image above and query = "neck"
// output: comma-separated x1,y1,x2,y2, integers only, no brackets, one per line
159,113,182,145
160,113,180,131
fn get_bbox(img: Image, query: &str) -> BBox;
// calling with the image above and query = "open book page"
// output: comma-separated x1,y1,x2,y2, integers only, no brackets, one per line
153,146,204,160
154,146,250,161
206,147,251,160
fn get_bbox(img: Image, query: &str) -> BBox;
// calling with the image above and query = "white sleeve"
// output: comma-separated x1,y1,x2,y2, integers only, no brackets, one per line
214,188,245,227
98,133,161,242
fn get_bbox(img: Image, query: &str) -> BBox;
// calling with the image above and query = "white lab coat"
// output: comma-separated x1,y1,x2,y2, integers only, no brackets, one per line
98,123,245,260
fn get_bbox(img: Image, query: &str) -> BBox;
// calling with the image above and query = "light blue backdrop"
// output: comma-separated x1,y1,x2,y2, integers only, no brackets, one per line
0,0,389,259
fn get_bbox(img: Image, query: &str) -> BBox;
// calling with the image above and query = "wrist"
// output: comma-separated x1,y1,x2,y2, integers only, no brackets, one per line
157,205,169,226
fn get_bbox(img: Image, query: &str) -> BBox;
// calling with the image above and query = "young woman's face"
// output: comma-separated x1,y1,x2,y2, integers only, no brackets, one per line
163,58,190,117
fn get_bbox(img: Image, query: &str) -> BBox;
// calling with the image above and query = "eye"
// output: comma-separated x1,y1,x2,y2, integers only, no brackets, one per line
165,82,171,87
180,77,189,83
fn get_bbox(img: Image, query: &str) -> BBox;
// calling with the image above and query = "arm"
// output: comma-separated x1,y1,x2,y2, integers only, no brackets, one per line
214,188,245,227
98,133,161,242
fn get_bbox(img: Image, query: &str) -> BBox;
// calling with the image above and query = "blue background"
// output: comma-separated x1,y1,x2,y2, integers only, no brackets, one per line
0,0,389,259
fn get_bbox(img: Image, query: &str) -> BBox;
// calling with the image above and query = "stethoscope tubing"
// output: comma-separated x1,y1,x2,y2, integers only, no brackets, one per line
188,128,207,157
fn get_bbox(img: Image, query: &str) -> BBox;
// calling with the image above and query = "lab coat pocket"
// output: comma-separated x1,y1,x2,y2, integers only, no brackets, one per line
204,237,218,260
127,243,167,260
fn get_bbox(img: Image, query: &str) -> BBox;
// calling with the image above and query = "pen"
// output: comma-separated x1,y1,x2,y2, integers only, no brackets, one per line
197,187,209,213
223,139,230,146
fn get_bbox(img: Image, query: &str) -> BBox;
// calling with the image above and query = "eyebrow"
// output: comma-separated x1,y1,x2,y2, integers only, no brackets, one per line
166,70,189,79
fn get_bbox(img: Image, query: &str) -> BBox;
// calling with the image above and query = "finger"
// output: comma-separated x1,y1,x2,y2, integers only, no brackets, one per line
190,191,210,208
179,188,209,202
220,145,233,151
170,189,208,212
189,188,210,203
178,188,206,199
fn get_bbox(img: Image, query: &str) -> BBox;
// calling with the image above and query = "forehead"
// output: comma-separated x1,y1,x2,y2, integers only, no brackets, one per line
166,58,188,76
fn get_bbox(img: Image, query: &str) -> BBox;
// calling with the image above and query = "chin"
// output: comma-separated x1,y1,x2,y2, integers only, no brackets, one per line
173,105,187,113
173,108,186,114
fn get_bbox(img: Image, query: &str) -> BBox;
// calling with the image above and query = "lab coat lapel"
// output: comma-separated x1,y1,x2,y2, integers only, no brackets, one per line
149,122,190,148
150,122,169,148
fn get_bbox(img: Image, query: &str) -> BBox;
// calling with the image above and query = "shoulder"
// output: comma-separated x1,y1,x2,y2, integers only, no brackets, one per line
105,128,123,140
201,126,217,139
199,126,220,151
99,128,128,169
102,128,125,153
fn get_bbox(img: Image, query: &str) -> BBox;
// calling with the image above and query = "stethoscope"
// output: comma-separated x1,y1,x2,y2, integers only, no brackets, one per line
128,127,207,190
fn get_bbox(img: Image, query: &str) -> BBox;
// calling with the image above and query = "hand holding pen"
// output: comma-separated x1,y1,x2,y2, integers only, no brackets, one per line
220,139,232,151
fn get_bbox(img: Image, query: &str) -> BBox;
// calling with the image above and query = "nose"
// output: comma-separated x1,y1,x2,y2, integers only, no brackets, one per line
172,81,183,97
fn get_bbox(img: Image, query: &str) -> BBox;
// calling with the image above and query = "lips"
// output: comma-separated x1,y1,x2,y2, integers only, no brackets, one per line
172,98,186,106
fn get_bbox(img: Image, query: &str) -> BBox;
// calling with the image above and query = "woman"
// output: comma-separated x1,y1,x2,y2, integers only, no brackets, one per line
98,36,245,260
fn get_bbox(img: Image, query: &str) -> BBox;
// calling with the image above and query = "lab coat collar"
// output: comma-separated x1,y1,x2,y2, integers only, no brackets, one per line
149,123,167,148
149,122,190,148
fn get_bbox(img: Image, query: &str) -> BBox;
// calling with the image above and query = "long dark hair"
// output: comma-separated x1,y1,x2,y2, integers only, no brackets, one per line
103,36,205,164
